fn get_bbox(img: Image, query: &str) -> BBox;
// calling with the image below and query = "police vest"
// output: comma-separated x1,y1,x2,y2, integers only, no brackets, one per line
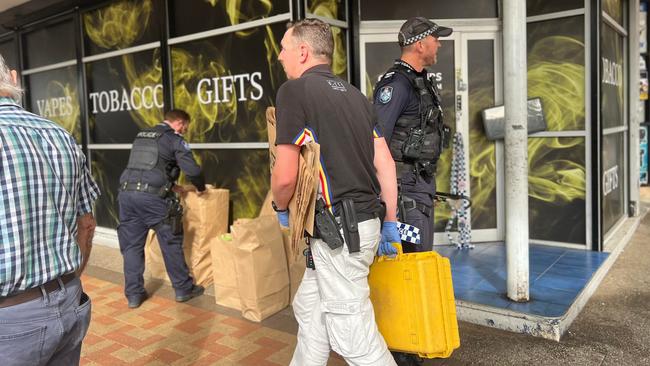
383,64,445,168
125,126,176,184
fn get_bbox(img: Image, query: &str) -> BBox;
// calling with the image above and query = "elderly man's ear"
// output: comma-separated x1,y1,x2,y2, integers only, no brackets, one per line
10,70,17,86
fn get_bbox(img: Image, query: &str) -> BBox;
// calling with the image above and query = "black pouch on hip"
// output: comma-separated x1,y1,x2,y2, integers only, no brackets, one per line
340,199,360,253
314,198,344,250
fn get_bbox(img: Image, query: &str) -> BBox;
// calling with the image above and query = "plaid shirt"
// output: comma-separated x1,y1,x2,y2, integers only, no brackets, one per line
0,97,100,296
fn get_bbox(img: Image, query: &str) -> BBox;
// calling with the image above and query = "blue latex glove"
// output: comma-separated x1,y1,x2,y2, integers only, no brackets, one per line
277,210,289,227
378,221,400,256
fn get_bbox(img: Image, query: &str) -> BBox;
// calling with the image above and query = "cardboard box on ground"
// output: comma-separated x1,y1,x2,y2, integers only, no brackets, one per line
145,186,229,287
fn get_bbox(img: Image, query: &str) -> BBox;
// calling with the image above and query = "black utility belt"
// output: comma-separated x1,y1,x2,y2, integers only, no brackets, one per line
401,196,432,217
120,181,165,195
312,198,378,253
396,161,437,177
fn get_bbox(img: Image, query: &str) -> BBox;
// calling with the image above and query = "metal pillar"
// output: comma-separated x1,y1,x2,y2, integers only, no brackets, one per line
629,0,641,217
503,0,529,302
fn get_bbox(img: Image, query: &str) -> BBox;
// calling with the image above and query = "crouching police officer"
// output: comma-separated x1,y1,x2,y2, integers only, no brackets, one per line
373,17,452,366
117,109,206,308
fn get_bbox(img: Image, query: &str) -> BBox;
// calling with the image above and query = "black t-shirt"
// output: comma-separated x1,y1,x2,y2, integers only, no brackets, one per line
275,64,382,215
373,60,437,205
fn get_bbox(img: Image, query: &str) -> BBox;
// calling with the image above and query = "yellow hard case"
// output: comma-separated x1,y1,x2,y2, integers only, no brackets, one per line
368,244,460,358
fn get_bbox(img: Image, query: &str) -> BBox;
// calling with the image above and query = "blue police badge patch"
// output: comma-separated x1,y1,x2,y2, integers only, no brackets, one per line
378,86,393,104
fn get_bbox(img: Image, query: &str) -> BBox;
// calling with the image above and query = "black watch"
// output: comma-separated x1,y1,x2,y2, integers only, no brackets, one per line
271,201,288,212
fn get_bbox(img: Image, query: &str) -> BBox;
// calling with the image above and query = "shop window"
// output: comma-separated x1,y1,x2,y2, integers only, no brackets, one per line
170,0,290,38
364,42,400,98
191,149,270,219
360,0,497,21
528,137,586,244
331,26,348,80
83,0,163,56
170,22,286,143
23,18,75,69
468,40,497,230
526,0,584,17
601,133,625,233
528,16,585,131
600,22,625,129
25,66,81,141
86,48,164,143
602,0,625,27
306,0,347,22
91,150,130,229
0,38,17,70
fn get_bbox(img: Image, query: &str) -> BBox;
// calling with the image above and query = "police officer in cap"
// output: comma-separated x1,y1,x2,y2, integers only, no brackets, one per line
373,18,452,364
374,17,452,253
118,109,206,308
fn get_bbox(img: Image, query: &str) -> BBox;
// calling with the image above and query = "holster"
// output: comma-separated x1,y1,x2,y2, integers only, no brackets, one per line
397,190,406,221
314,198,344,250
340,199,360,253
166,198,183,235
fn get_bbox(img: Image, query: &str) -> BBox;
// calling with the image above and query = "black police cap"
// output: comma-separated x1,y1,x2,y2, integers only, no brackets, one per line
398,17,453,46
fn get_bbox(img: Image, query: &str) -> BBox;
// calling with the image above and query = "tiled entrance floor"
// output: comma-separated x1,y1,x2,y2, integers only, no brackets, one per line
435,242,609,317
79,273,345,366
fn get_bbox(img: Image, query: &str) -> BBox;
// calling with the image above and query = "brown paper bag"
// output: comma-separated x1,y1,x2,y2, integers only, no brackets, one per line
210,233,241,310
231,216,290,322
145,187,229,287
281,228,307,303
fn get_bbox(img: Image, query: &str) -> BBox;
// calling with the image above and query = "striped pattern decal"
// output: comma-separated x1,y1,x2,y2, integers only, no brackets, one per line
373,126,382,138
290,127,334,209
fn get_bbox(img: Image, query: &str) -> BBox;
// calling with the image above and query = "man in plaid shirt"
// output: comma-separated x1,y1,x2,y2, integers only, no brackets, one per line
0,53,100,366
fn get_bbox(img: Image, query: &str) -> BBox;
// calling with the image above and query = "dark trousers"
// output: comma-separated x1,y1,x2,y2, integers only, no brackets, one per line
401,194,434,253
0,277,90,366
117,191,193,297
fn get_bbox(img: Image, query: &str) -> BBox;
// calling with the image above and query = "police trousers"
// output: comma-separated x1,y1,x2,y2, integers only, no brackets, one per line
117,191,194,298
401,194,434,253
290,218,396,366
0,277,91,366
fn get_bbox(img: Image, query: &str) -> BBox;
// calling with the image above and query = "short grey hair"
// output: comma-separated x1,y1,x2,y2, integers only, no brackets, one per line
287,18,333,63
0,53,22,101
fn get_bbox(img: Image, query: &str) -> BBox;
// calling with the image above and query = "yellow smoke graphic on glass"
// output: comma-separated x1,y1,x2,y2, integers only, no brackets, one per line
308,0,347,78
602,0,623,24
528,35,586,204
124,51,164,129
83,0,152,50
46,81,81,142
172,0,284,217
528,138,585,204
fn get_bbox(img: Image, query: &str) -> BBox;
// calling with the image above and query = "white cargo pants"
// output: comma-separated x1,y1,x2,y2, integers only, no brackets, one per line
290,218,396,366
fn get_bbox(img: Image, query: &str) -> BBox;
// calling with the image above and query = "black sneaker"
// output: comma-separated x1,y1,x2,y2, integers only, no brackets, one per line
175,285,205,302
392,352,423,366
127,292,148,309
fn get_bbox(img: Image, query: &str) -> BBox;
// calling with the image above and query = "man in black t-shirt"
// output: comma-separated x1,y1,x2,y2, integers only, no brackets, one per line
271,18,399,366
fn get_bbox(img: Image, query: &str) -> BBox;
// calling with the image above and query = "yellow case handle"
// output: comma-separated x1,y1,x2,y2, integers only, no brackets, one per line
377,242,403,262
